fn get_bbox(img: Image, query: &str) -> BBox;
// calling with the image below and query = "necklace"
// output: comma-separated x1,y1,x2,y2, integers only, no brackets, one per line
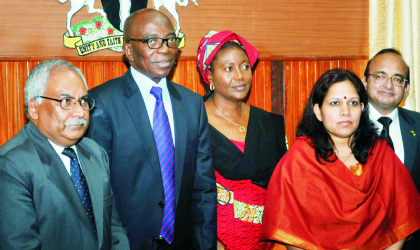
212,98,246,133
335,148,352,163
339,151,363,176
342,152,353,163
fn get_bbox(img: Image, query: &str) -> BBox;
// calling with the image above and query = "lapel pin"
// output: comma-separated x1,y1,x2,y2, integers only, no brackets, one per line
411,130,416,137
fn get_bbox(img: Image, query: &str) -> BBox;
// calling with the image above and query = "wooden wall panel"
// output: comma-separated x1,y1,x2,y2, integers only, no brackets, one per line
0,62,8,144
0,57,368,147
248,60,271,112
271,61,284,116
0,62,25,144
0,58,272,146
17,62,29,129
7,62,19,138
176,0,368,57
0,0,367,58
262,61,272,112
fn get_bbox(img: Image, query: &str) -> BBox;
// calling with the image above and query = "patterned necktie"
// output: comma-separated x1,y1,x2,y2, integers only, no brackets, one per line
150,86,175,244
378,117,394,151
62,147,97,233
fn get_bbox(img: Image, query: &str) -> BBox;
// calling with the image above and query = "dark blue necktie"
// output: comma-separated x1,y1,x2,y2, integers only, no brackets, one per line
150,86,175,244
62,147,96,233
378,117,394,151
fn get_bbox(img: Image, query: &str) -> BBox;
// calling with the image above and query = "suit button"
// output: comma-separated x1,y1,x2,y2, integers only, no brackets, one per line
158,201,164,208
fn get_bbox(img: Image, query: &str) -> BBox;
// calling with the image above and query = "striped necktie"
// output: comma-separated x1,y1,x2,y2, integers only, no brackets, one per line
62,147,97,234
150,86,175,244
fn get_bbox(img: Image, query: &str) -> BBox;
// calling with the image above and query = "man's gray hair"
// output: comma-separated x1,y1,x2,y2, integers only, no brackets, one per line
24,59,87,117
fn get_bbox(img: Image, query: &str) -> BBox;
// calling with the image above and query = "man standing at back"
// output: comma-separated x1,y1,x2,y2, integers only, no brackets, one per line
86,9,217,250
363,48,420,249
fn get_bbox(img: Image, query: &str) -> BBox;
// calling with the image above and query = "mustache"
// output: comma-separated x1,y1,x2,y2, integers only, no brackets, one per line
65,118,87,126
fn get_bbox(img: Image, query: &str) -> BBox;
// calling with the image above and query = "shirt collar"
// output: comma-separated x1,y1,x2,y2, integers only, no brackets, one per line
48,139,77,156
130,66,168,97
368,103,399,121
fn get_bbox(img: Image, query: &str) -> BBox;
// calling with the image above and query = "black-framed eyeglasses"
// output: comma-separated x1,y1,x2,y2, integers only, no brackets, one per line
126,37,182,49
369,72,408,87
35,96,96,110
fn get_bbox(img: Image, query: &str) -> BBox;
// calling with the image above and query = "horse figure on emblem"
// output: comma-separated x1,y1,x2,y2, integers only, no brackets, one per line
153,0,198,35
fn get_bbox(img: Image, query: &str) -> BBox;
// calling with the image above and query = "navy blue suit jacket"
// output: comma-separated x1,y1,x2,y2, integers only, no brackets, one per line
86,69,217,250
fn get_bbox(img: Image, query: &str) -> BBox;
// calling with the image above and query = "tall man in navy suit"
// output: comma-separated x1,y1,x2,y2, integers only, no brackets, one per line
363,48,420,250
86,9,217,250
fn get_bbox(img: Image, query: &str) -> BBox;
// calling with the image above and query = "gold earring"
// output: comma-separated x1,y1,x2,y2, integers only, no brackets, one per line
210,83,215,91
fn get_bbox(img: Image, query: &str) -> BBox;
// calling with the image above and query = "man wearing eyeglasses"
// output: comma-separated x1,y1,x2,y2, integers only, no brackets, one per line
0,59,129,250
86,9,216,250
363,49,420,249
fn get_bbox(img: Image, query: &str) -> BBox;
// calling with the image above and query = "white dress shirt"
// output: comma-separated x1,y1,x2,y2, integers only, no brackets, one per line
368,103,404,163
48,140,83,175
130,67,176,144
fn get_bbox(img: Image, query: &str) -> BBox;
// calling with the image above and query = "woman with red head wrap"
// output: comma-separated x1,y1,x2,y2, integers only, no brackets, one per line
197,30,288,250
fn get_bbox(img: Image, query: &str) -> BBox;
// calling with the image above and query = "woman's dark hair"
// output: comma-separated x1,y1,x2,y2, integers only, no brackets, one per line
203,41,247,101
296,68,378,164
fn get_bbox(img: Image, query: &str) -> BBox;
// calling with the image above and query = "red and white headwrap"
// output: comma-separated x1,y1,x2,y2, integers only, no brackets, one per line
197,30,259,85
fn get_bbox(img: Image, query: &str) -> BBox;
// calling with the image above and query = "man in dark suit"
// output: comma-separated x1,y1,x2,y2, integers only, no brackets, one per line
363,48,420,249
0,59,129,250
86,9,217,250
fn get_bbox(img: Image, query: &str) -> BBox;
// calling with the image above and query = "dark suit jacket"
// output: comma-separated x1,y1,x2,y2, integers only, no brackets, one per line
86,69,217,250
398,108,420,250
398,107,420,191
0,122,129,250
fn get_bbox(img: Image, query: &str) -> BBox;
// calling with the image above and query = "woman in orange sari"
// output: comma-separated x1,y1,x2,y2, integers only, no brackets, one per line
259,69,420,250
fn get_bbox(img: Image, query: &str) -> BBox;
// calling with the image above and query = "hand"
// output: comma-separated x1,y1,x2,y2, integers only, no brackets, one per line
217,239,226,250
384,238,405,250
286,245,303,250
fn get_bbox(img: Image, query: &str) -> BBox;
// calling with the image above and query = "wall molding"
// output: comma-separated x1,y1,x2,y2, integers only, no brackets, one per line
0,55,368,62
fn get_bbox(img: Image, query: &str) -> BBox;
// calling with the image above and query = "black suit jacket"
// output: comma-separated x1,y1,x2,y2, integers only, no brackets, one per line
398,107,420,192
397,108,420,250
0,122,129,250
86,69,217,250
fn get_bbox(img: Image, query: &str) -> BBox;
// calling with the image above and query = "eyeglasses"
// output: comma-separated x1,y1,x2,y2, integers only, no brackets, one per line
369,72,408,87
126,37,182,49
35,96,96,110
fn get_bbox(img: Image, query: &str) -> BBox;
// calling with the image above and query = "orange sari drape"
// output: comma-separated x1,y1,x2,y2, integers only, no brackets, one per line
259,136,420,250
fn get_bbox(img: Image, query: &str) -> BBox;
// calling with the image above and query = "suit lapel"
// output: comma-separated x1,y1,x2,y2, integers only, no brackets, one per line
77,143,102,242
26,123,96,237
399,108,417,172
123,72,186,205
123,70,164,189
167,81,186,206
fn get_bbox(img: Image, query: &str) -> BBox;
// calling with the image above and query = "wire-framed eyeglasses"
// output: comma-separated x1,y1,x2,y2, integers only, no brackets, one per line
126,37,182,49
369,72,408,87
35,96,96,110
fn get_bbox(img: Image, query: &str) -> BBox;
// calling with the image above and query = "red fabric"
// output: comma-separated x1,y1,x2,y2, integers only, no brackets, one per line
197,31,259,85
230,139,245,153
216,140,266,250
260,136,420,250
